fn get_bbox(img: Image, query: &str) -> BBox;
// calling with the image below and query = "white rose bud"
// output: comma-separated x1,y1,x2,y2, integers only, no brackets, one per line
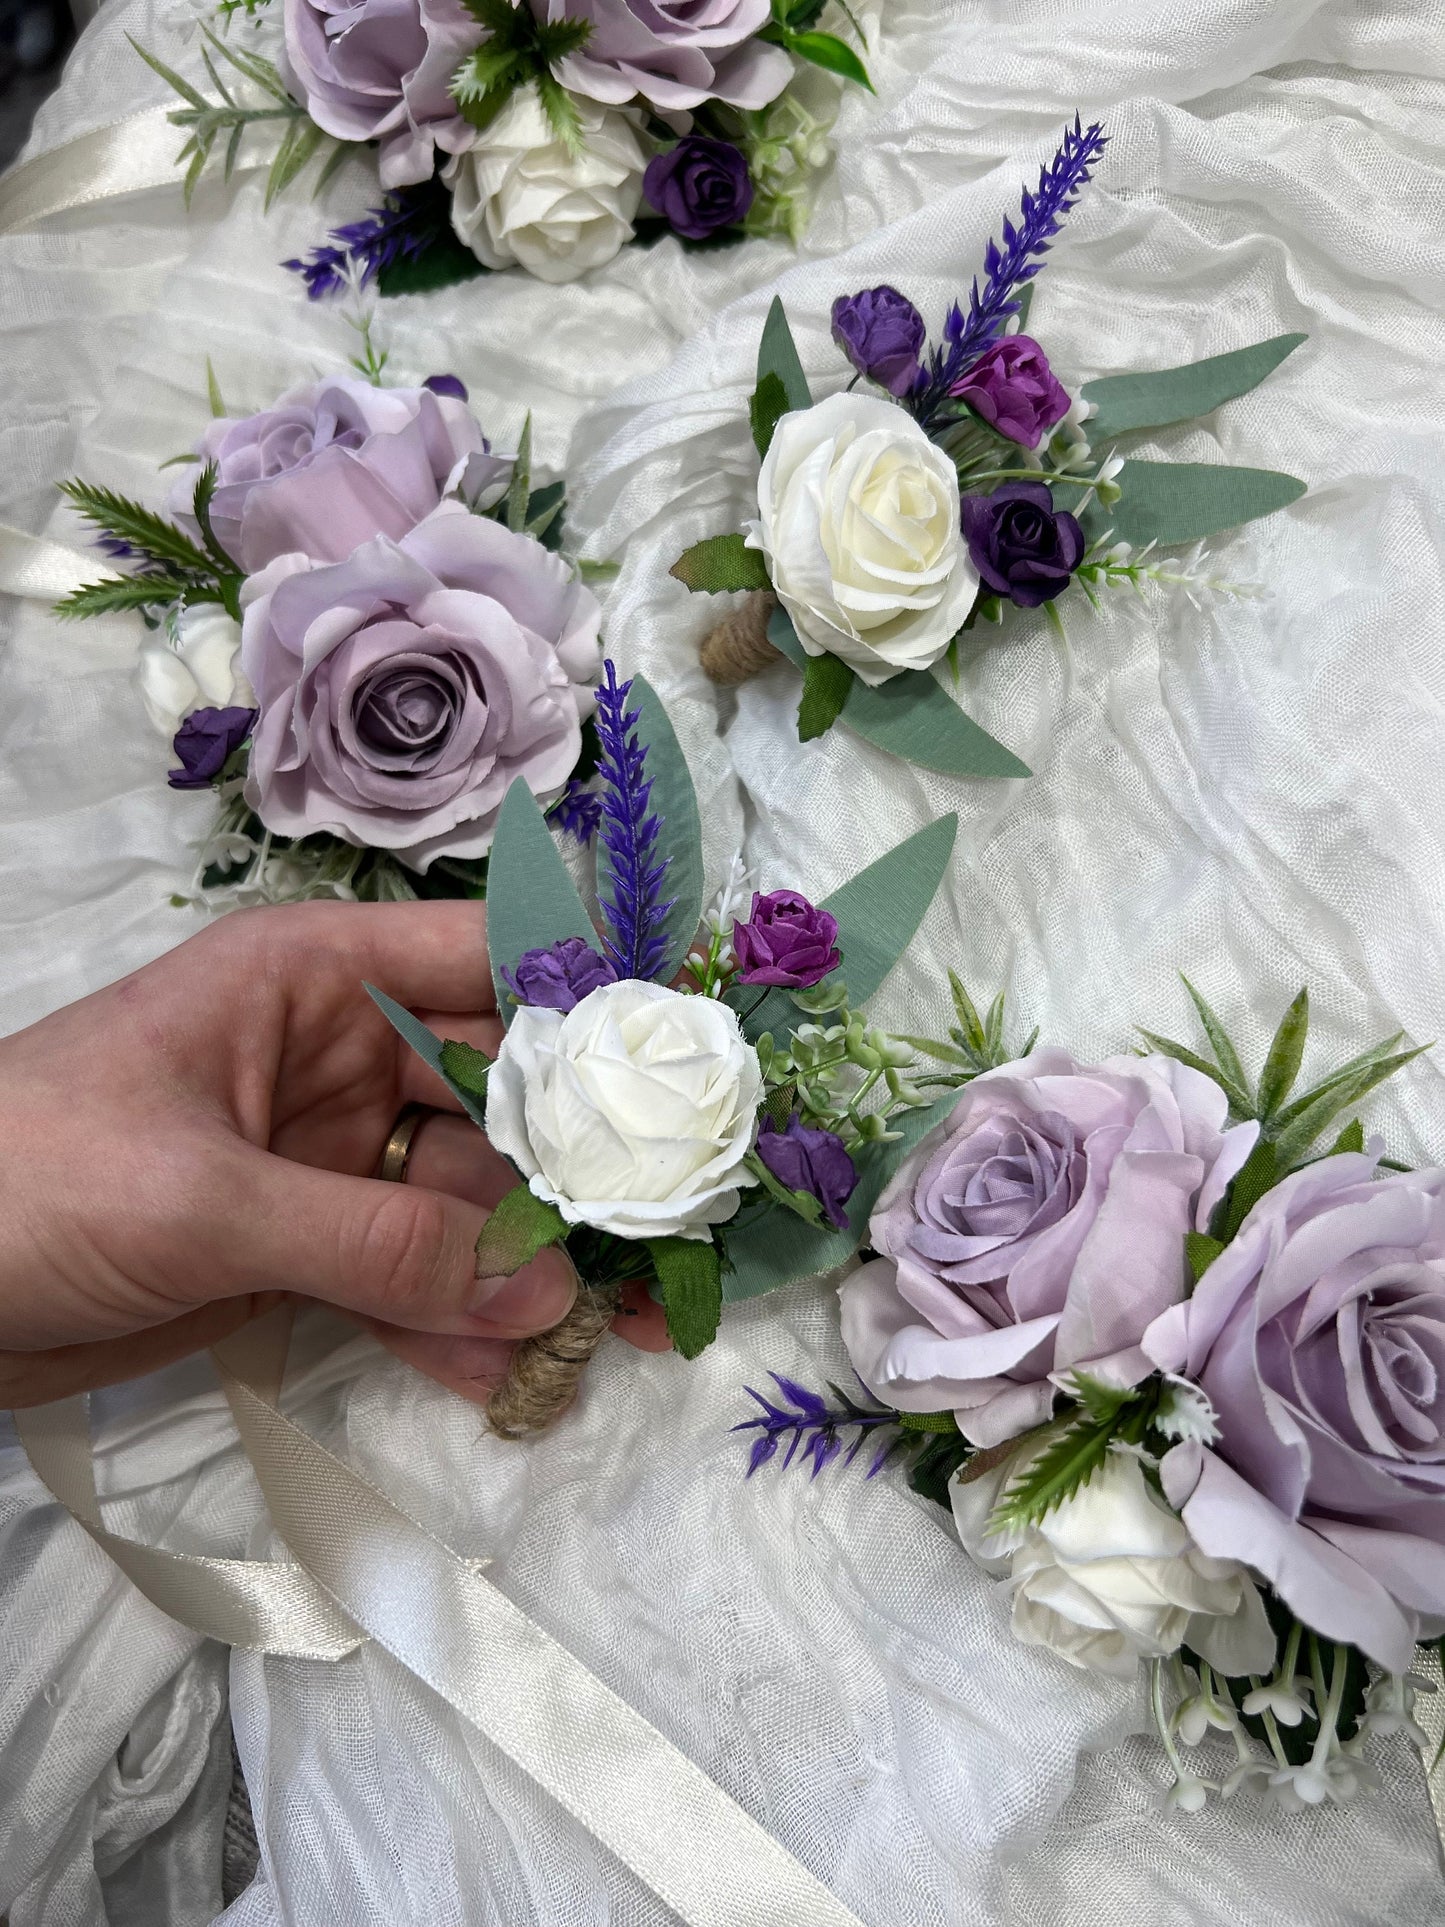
445,86,645,285
485,979,762,1240
136,603,253,737
745,391,979,686
950,1447,1275,1680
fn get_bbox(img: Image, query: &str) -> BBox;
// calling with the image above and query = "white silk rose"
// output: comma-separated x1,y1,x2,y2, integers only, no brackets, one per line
445,86,645,284
951,1447,1274,1681
746,392,979,685
485,980,762,1240
136,604,253,735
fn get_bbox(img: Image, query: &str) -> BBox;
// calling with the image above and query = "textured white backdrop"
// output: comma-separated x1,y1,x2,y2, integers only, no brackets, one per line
2,0,1445,1921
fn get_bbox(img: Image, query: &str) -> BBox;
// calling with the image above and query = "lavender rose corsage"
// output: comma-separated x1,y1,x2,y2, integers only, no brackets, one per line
673,117,1310,779
741,974,1444,1819
52,360,611,909
137,0,874,296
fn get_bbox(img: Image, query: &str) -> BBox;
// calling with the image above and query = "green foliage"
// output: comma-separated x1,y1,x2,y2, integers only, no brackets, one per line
475,1186,568,1277
759,0,873,90
54,574,203,619
205,358,227,419
796,648,855,741
378,229,490,297
742,1150,826,1227
1081,334,1306,443
438,1039,492,1103
450,1,592,148
625,676,705,983
906,1425,974,1507
1215,1138,1279,1242
1185,1230,1225,1282
669,533,772,594
1092,459,1307,549
749,369,792,459
1256,987,1310,1119
899,970,1037,1082
648,1236,723,1359
987,1381,1157,1537
756,296,811,412
503,413,533,534
486,781,601,1024
59,480,214,577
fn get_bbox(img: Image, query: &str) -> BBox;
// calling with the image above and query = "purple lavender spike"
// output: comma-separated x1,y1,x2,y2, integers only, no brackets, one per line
547,778,602,845
592,659,676,980
282,191,433,300
733,1374,900,1484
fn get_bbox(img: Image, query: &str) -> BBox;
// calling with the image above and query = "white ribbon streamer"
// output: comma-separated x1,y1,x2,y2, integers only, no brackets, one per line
0,105,202,232
0,524,99,602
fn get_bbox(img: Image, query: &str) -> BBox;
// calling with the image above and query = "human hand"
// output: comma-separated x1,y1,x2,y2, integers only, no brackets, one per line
0,900,669,1408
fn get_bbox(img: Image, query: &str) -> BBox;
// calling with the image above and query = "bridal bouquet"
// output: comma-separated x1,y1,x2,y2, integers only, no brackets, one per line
54,355,607,908
139,0,873,294
673,117,1308,778
371,656,962,1433
740,977,1443,1814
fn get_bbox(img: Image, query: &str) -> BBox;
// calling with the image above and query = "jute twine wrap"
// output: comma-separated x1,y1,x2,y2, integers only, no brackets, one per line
486,1285,621,1439
697,590,779,685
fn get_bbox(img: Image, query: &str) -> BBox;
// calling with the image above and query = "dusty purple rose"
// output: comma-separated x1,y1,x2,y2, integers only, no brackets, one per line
1144,1156,1445,1675
830,287,927,399
756,1115,858,1230
839,1050,1259,1447
543,0,791,112
168,705,257,790
168,377,485,577
423,373,469,402
240,502,602,869
644,136,753,239
951,336,1070,450
504,937,617,1012
280,0,481,189
961,480,1084,609
732,890,840,988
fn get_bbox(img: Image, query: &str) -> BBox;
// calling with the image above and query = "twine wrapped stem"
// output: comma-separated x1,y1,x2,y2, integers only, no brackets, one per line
697,590,779,685
486,1285,621,1440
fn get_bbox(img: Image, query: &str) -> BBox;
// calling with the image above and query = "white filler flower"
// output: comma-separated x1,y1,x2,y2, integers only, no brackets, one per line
486,979,762,1240
136,603,252,736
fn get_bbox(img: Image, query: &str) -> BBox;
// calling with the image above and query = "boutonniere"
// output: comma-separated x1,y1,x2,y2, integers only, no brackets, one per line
742,973,1438,1816
673,118,1308,779
136,0,875,297
371,655,965,1435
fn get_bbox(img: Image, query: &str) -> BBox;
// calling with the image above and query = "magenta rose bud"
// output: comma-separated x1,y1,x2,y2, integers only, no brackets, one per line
732,890,841,988
756,1115,858,1230
544,0,792,113
950,336,1070,449
168,376,486,577
168,705,257,790
644,136,753,240
240,502,602,870
830,286,927,399
1144,1157,1445,1675
961,480,1084,608
839,1051,1259,1447
503,937,617,1012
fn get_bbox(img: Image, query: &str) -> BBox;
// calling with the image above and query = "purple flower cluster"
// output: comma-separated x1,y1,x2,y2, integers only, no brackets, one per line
283,193,434,301
755,1114,857,1230
734,1372,897,1479
504,937,617,1012
593,660,676,980
733,889,840,988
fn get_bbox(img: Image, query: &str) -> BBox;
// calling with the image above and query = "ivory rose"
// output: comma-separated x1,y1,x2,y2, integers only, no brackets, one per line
137,605,253,735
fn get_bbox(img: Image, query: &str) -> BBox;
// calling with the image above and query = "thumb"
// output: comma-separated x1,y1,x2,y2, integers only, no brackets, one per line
204,1144,578,1337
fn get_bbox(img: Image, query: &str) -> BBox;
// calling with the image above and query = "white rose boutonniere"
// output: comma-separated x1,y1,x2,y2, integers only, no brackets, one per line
136,604,252,736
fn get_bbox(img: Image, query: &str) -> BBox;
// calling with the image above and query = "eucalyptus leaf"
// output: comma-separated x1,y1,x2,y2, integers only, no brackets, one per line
1082,334,1306,443
485,779,601,1025
1096,459,1307,549
757,295,810,413
365,987,489,1128
627,674,705,982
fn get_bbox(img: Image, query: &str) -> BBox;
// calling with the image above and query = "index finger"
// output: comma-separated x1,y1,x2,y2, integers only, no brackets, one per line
283,900,496,1014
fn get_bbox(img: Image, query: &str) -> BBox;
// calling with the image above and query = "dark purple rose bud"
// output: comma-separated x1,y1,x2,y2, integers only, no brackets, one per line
733,890,841,989
167,706,257,790
961,480,1084,609
950,335,1070,450
830,286,926,399
755,1115,858,1231
423,373,469,402
643,136,754,241
503,937,617,1013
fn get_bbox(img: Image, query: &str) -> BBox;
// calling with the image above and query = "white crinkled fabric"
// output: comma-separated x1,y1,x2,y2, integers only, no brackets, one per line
3,0,1445,1922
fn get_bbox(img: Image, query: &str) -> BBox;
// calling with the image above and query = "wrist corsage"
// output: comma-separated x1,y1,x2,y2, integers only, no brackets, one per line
741,975,1441,1814
673,117,1308,779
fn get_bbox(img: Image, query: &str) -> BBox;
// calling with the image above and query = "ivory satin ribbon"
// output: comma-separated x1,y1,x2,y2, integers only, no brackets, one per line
0,525,99,603
0,105,206,232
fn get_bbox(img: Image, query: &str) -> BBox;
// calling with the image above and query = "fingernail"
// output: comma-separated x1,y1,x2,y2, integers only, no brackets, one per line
470,1247,578,1336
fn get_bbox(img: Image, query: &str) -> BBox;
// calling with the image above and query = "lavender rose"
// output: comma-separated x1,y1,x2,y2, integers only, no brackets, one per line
169,377,486,577
839,1050,1259,1447
504,937,617,1012
732,890,840,988
280,0,481,189
830,287,927,399
951,336,1071,450
1144,1156,1445,1674
644,136,753,239
756,1115,857,1230
240,502,602,869
168,706,257,790
544,0,791,112
961,480,1084,609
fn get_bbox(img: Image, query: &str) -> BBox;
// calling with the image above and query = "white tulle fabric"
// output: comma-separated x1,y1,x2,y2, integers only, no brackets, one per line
3,0,1445,1921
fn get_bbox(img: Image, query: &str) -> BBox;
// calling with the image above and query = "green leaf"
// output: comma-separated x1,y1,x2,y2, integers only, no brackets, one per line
376,230,490,297
365,987,489,1129
1270,1047,1427,1171
191,461,241,580
627,674,705,982
1217,1137,1279,1242
796,812,959,1013
265,114,325,209
1098,459,1307,549
475,1185,567,1278
53,575,193,619
128,34,210,110
1179,975,1250,1100
1065,1372,1143,1428
757,295,811,413
1185,1230,1225,1283
485,779,602,1026
1257,987,1310,1120
1012,282,1034,334
949,970,988,1055
505,412,533,534
200,26,294,103
524,478,566,549
987,1415,1113,1535
796,649,855,742
535,14,593,62
669,533,771,594
456,0,525,31
536,69,584,156
907,1430,975,1508
438,1038,492,1103
896,1032,975,1070
205,358,227,419
749,369,791,460
58,480,216,578
648,1236,723,1359
897,1410,960,1436
1082,334,1307,444
743,1150,825,1227
1137,1027,1252,1115
451,43,527,100
767,606,1029,777
1272,1032,1406,1129
1330,1118,1365,1156
784,28,873,89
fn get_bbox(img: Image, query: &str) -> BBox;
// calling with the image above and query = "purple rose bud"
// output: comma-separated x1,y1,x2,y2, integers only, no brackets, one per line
503,937,617,1013
830,286,927,399
167,706,257,791
950,335,1070,450
961,480,1084,609
423,373,468,402
756,1115,858,1231
732,890,841,989
643,137,753,241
